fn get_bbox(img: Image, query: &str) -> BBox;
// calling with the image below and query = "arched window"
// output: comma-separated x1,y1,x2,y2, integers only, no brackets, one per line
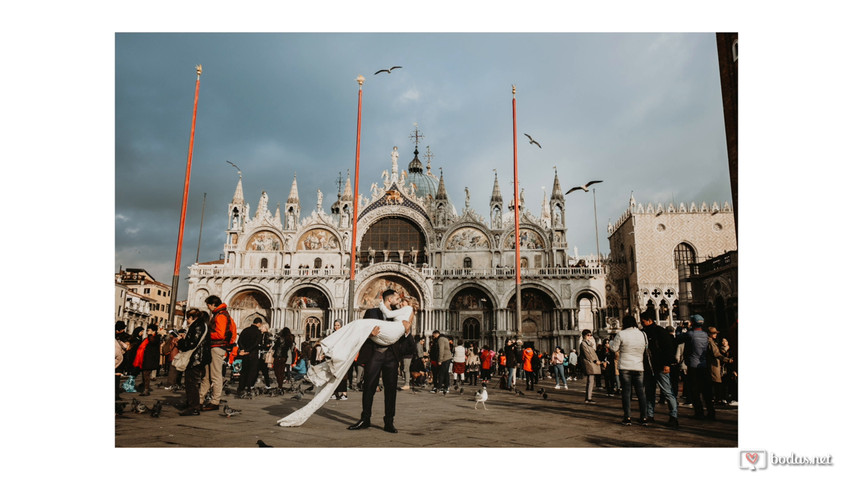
359,216,426,265
463,318,480,340
313,257,322,269
260,258,268,270
305,317,321,340
463,257,472,269
674,243,696,268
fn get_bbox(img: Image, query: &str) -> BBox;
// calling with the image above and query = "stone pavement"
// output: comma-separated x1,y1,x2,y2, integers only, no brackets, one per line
115,374,737,448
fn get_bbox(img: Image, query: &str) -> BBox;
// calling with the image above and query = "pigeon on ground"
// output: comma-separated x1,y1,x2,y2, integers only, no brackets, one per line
566,180,603,194
115,402,127,415
291,390,304,401
134,401,149,414
475,386,488,410
453,384,459,391
459,387,464,395
150,400,163,418
524,133,542,148
542,393,549,400
374,66,402,75
222,402,242,418
257,439,273,448
515,388,525,396
537,388,544,395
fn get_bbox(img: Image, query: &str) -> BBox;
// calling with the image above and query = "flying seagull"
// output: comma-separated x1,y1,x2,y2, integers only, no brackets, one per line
524,134,542,148
566,180,603,194
374,66,402,75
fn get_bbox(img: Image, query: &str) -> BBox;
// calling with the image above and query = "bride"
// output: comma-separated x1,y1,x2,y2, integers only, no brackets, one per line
277,295,415,427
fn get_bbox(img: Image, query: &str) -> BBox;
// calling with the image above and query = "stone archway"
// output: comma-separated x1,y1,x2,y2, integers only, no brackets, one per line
229,289,273,330
287,286,333,333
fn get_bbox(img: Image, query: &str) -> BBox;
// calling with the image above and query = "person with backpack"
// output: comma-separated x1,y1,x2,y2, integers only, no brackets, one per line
199,295,236,412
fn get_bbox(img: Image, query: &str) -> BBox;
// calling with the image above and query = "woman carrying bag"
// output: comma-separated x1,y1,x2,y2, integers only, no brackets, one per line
175,308,212,416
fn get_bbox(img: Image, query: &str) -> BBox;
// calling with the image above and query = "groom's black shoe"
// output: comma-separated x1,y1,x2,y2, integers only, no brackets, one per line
347,419,371,430
383,423,398,434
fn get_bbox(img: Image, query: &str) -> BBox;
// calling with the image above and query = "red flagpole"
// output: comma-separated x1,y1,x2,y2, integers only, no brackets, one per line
168,65,202,327
512,85,522,337
348,75,365,323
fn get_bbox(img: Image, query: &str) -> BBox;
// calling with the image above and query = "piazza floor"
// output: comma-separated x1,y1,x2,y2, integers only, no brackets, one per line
115,372,737,448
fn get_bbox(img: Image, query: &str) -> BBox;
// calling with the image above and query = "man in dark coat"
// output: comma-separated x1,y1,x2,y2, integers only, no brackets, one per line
348,289,415,433
641,311,679,428
237,318,264,394
177,308,212,416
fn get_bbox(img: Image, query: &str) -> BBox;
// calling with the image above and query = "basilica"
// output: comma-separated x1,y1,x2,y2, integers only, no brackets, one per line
186,142,607,352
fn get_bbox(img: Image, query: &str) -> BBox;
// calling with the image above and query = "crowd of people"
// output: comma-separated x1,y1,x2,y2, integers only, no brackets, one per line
116,301,736,428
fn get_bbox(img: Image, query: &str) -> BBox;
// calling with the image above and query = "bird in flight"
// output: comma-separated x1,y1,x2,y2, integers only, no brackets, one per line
524,134,541,148
566,180,603,194
375,66,402,75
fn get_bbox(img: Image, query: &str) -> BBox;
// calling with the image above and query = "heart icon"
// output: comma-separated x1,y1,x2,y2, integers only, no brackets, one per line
746,453,759,464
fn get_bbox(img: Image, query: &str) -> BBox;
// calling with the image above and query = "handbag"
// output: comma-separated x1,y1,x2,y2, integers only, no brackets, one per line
264,349,274,364
173,323,207,372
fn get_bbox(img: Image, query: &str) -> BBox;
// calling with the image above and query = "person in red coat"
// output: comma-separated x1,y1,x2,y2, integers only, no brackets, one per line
133,324,161,396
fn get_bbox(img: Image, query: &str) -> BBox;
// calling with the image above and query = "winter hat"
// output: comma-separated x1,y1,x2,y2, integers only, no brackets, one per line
689,314,705,326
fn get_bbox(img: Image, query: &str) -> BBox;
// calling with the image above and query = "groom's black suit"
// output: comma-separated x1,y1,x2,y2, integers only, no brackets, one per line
356,306,416,428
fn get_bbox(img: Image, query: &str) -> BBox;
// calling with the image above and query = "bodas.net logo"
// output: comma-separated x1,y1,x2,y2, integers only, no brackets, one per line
740,450,768,471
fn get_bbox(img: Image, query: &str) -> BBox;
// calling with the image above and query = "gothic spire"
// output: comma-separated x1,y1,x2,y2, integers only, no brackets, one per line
490,170,503,203
274,202,281,224
341,171,353,201
435,168,448,200
232,174,244,204
550,167,564,201
287,174,299,205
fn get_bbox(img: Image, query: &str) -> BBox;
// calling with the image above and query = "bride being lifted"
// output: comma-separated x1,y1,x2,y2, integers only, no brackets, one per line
277,290,415,427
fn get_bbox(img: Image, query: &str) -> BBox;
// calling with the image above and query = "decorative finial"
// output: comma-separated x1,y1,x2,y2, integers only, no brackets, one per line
356,75,365,86
512,84,516,96
196,64,202,76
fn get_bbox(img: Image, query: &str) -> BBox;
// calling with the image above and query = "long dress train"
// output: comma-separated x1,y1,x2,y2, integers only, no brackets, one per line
277,305,412,427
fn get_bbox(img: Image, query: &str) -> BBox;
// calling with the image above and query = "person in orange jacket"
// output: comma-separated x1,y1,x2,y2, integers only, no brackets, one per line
522,345,535,391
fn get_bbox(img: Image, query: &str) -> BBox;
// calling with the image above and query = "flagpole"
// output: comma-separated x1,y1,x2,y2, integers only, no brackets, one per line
512,85,522,338
168,64,201,329
195,192,206,263
348,75,365,323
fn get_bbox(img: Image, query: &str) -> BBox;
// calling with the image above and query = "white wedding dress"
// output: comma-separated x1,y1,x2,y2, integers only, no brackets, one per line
277,303,412,427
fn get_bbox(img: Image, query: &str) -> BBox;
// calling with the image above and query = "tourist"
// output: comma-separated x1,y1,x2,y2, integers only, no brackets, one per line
133,323,161,396
579,330,601,404
452,340,467,386
465,345,480,386
611,315,649,426
551,347,568,389
677,314,715,420
177,308,212,416
640,311,679,428
272,327,295,388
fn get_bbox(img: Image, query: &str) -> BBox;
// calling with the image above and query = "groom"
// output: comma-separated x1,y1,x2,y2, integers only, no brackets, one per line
348,289,415,433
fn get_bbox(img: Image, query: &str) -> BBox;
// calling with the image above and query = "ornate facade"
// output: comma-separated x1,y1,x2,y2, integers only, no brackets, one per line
187,142,607,352
605,195,737,330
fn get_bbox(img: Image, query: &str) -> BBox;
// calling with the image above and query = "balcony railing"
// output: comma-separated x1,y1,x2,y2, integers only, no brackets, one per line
190,265,604,279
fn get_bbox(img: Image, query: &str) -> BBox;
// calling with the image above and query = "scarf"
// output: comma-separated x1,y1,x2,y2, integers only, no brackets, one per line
133,337,150,368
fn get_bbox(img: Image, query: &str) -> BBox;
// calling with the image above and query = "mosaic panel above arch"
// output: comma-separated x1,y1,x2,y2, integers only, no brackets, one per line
358,275,422,311
247,230,283,252
503,228,545,249
445,227,491,250
297,228,340,251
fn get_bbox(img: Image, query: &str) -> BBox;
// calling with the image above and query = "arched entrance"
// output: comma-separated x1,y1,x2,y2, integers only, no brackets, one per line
287,286,332,337
508,288,557,349
449,286,495,347
357,274,424,334
229,289,273,330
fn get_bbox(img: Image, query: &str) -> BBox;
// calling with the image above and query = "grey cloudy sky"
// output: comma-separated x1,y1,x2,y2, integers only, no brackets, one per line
115,32,731,298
